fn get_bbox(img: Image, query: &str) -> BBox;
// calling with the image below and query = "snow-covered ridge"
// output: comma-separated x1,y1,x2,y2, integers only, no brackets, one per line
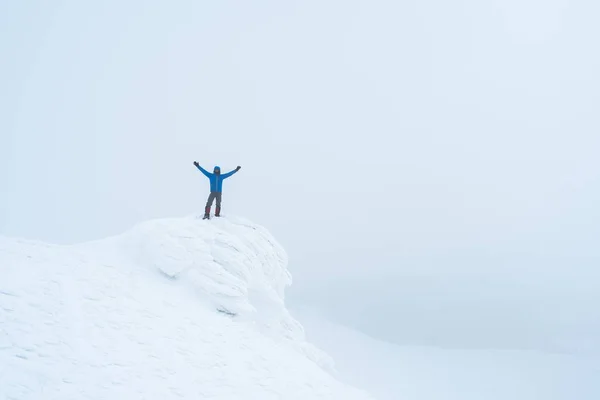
0,215,372,399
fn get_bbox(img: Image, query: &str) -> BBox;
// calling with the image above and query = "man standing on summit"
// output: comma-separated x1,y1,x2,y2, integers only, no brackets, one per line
193,162,241,219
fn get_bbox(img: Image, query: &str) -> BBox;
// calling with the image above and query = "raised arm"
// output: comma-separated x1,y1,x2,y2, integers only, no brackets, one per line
221,166,241,179
193,161,211,177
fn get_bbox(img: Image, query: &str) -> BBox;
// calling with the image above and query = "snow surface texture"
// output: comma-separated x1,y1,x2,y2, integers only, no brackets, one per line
0,216,372,400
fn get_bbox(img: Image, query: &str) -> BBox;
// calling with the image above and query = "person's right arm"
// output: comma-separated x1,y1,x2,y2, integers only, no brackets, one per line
193,161,211,177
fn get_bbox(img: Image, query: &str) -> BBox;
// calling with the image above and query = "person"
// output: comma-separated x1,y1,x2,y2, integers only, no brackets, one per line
193,162,241,219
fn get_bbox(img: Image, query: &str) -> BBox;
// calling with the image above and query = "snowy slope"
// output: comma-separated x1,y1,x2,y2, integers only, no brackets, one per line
0,216,373,400
296,309,600,400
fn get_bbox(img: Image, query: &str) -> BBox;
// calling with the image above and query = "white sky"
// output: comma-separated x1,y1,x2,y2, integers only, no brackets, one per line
1,0,599,350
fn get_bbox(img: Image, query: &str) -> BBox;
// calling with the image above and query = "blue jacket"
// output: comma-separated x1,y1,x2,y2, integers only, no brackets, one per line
195,165,239,192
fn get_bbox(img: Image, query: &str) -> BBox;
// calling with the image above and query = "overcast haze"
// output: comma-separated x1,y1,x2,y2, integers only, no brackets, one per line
2,0,600,352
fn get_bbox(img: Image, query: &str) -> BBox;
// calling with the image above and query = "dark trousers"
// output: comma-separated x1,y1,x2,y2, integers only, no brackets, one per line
205,192,222,209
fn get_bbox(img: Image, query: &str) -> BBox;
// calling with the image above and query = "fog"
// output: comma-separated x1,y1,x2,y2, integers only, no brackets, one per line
2,0,599,353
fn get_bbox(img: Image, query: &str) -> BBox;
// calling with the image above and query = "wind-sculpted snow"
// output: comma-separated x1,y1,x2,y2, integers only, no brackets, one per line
0,216,372,400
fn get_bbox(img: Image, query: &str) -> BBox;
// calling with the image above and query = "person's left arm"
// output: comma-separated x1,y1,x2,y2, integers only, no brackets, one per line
221,166,241,179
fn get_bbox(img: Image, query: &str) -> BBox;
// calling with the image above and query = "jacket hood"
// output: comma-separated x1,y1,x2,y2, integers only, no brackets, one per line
213,166,221,172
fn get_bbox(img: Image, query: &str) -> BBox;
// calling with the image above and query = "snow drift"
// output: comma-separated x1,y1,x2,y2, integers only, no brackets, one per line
0,215,372,400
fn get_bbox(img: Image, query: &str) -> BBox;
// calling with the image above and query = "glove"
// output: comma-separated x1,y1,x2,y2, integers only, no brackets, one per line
193,161,199,167
236,166,241,171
